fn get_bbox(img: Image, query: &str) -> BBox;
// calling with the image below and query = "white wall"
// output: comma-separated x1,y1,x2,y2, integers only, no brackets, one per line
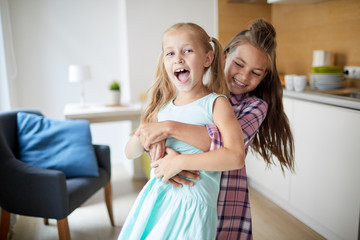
8,0,217,171
123,0,218,103
9,0,120,115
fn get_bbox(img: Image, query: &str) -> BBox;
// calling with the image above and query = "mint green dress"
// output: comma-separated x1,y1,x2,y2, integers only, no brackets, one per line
118,93,224,240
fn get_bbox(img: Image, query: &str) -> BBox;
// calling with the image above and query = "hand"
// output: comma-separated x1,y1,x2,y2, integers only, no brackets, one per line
135,122,169,150
149,141,165,162
168,170,200,188
151,147,183,183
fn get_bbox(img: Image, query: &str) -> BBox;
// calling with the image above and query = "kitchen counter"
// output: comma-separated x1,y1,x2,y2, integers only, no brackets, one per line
283,87,360,111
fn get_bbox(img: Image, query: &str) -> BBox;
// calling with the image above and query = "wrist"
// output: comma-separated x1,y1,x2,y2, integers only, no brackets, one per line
177,154,186,172
164,121,175,138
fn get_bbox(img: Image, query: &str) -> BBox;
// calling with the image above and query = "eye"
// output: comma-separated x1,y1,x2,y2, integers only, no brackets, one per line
165,51,174,57
252,71,261,77
234,61,243,68
184,49,193,54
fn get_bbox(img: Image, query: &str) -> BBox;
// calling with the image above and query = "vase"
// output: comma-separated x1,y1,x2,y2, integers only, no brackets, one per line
108,90,121,105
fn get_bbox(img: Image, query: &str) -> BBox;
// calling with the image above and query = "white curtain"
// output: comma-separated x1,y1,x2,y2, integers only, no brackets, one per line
0,0,17,112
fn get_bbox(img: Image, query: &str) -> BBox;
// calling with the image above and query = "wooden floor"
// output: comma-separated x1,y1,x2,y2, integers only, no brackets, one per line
250,188,325,240
7,163,325,240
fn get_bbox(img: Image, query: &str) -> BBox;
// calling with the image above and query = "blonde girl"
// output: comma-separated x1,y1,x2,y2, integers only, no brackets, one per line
119,22,245,240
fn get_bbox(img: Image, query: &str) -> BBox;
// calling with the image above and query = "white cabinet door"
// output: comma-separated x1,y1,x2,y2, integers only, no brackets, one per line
290,100,360,240
247,97,360,240
247,98,294,203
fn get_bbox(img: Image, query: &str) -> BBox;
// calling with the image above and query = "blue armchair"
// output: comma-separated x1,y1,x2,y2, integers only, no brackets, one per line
0,110,114,240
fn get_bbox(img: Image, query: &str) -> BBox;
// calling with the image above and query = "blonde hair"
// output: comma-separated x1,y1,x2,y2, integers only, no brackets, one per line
225,19,295,173
142,22,228,123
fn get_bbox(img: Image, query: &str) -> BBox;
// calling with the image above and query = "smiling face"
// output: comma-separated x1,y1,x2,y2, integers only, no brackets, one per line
224,43,268,95
162,27,212,97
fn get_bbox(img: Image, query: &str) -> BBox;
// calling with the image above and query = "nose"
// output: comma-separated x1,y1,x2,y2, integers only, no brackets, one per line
241,69,251,82
174,55,184,64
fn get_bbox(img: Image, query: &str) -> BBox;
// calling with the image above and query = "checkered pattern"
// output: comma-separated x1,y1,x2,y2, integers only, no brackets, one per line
207,93,268,240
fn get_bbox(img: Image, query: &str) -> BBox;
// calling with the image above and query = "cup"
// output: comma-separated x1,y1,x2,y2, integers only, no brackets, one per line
312,50,333,67
294,75,307,92
284,75,295,91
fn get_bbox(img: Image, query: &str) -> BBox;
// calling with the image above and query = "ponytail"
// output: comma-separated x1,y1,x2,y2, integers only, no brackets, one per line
207,37,229,97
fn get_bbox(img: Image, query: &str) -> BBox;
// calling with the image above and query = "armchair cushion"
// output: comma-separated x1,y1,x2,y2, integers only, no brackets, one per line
16,112,99,178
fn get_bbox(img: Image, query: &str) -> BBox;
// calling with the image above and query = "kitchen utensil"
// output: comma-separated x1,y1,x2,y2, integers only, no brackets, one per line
285,74,295,91
310,73,345,90
294,75,307,92
312,50,333,67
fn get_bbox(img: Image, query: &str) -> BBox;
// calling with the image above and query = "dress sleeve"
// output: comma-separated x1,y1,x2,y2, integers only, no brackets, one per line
206,98,268,153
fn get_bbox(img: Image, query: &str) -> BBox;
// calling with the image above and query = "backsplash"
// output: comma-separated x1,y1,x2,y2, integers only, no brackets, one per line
218,0,360,86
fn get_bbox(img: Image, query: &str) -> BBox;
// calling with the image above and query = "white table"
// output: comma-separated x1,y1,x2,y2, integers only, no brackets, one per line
64,103,142,123
64,103,145,179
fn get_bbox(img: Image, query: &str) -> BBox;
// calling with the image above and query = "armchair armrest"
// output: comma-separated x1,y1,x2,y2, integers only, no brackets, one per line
93,144,111,178
0,157,69,219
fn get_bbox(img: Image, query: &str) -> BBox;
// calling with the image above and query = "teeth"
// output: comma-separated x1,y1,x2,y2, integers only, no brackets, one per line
234,78,245,87
175,69,185,73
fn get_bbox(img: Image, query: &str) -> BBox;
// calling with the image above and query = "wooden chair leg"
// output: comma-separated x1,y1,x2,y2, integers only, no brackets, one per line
104,181,115,226
57,218,70,240
44,218,49,225
0,209,10,240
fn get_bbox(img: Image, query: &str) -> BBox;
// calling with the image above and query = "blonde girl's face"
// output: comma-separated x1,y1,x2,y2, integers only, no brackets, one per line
162,27,212,95
224,43,268,95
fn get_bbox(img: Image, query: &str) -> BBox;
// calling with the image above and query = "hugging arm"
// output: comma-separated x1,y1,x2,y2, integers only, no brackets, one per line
152,97,245,182
136,121,211,152
135,121,211,187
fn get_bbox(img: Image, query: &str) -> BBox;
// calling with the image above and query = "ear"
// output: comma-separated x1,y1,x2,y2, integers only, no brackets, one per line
204,51,214,68
262,71,268,80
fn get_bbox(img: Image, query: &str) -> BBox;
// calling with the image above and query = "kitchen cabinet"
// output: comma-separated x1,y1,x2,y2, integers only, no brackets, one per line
267,0,326,3
246,97,360,240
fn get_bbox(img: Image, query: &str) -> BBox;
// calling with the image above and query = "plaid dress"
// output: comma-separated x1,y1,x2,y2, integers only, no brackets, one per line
206,93,268,240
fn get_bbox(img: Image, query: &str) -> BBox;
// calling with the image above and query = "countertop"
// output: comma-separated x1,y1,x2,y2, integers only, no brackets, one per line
283,87,360,111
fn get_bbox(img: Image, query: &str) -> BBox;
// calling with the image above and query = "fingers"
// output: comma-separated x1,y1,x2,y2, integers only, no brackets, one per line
161,175,170,183
160,174,199,187
154,142,164,161
136,126,151,150
179,170,200,181
142,136,152,151
154,146,161,161
150,142,166,161
168,178,183,188
171,175,195,186
165,147,176,155
149,147,156,162
151,161,159,168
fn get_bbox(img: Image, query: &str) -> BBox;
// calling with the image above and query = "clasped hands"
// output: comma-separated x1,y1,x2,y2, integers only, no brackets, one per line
135,123,200,188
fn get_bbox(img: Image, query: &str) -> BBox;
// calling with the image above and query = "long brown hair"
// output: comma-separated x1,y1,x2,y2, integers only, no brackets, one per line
224,19,295,172
143,22,229,123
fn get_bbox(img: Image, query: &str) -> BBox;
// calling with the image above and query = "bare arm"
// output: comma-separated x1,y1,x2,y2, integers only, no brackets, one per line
124,135,144,159
152,97,245,182
136,121,211,152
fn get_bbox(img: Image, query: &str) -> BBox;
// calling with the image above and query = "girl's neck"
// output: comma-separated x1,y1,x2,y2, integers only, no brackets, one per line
174,86,210,106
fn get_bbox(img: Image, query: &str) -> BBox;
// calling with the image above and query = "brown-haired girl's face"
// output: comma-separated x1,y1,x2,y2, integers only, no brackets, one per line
224,43,268,95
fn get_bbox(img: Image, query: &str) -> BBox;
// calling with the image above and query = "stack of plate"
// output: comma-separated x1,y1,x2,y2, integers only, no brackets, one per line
310,73,345,90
